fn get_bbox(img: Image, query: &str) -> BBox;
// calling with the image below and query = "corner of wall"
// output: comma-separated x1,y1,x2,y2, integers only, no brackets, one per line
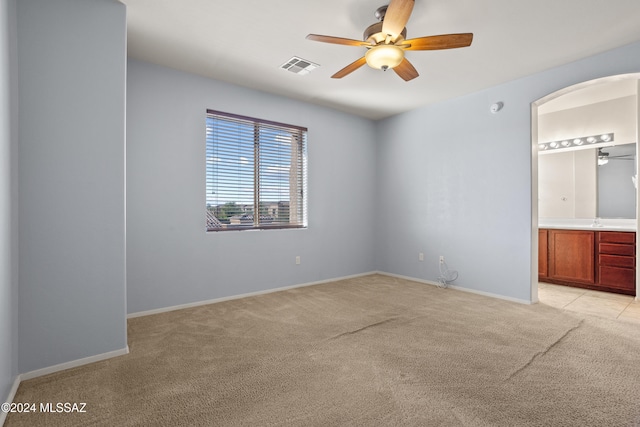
0,0,20,412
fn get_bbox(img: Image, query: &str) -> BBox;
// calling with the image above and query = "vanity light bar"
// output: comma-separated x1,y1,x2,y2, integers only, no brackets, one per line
538,133,614,151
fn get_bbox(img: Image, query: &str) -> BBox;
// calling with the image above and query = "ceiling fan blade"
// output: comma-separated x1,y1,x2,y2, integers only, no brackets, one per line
306,34,369,47
393,58,419,81
382,0,414,39
332,57,367,79
403,33,473,51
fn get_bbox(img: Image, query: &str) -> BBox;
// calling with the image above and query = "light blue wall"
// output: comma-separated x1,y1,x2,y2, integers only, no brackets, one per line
375,41,640,302
126,60,377,314
0,0,17,406
6,0,640,381
17,0,127,373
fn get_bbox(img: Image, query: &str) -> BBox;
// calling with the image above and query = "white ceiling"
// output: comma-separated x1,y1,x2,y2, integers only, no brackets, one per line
121,0,640,120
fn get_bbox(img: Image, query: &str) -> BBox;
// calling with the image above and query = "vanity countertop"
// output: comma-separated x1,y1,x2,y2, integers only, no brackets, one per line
539,219,636,232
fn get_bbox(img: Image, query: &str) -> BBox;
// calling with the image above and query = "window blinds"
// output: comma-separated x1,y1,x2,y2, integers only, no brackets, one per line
206,110,307,231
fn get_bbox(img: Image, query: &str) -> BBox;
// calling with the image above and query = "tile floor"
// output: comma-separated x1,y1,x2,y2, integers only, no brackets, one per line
538,282,640,323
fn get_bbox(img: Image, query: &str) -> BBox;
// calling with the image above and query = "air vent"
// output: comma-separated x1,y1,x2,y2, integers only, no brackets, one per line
281,57,319,75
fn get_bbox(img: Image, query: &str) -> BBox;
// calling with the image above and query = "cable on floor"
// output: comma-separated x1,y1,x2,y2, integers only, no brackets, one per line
436,260,458,288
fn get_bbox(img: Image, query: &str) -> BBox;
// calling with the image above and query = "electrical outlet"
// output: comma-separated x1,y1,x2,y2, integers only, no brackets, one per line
295,256,301,265
419,253,424,261
439,256,445,264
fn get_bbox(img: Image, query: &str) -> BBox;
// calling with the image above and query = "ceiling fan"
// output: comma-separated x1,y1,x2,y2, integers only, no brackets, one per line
306,0,473,81
598,147,635,166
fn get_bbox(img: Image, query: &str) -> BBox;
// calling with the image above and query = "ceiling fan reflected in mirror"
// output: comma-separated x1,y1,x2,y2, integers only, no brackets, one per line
598,148,610,166
598,147,635,166
306,0,473,81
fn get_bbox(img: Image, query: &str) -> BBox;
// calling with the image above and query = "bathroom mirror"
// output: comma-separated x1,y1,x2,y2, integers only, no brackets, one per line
538,142,637,219
598,143,636,218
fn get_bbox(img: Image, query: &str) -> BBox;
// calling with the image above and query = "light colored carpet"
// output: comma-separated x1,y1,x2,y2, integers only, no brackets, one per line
7,274,640,426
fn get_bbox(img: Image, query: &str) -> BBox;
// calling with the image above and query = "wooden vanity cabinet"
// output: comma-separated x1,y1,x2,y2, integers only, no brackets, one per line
539,228,636,296
597,231,636,294
547,229,596,285
538,229,548,279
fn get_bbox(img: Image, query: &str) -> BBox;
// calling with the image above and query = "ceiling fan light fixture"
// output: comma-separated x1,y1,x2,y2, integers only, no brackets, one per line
365,44,404,70
597,148,610,166
306,0,472,80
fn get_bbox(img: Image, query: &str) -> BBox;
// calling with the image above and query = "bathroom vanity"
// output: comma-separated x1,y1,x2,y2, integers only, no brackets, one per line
539,223,636,296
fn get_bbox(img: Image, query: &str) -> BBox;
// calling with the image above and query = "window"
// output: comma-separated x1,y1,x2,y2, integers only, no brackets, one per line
206,110,307,231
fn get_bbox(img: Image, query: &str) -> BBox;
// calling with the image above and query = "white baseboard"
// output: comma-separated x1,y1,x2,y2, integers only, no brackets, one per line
0,374,22,426
447,283,533,305
20,346,129,381
128,270,533,320
1,346,129,425
375,271,534,305
128,271,379,319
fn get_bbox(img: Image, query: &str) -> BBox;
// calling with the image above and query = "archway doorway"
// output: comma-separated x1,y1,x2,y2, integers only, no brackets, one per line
531,74,640,310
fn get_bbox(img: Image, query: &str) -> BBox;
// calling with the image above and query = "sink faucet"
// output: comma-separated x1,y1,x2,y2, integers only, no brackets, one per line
592,217,602,227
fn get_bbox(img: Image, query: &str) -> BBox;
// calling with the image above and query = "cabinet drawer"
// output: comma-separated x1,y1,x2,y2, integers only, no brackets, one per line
599,243,635,256
599,254,635,268
598,266,636,291
599,231,635,244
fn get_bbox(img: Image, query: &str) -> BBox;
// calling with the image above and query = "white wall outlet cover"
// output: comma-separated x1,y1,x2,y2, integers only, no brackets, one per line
490,102,504,114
